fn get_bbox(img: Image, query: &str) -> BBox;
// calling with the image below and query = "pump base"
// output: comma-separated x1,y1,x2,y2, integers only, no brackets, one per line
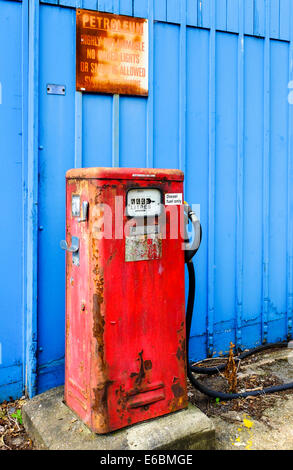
23,386,215,450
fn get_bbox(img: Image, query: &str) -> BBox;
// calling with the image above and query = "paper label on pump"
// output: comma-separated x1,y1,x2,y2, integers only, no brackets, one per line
165,193,183,205
125,233,162,262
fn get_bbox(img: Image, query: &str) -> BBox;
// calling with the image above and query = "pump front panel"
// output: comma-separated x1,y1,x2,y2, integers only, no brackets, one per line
64,168,187,433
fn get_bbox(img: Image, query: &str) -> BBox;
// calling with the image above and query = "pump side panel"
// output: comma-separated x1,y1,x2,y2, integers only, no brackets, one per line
64,179,92,425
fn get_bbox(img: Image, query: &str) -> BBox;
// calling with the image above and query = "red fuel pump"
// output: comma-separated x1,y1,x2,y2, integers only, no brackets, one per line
61,168,200,434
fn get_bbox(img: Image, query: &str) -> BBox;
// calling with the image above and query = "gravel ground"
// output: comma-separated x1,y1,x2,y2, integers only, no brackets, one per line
0,397,33,450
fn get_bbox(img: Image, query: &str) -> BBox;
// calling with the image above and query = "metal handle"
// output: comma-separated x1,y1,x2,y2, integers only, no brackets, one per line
60,236,79,253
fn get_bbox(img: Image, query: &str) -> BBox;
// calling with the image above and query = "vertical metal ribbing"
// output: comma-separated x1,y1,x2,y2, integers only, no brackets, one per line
75,1,82,168
287,0,293,339
207,0,216,357
179,0,187,184
262,0,271,344
26,0,39,398
111,2,120,167
74,92,82,168
112,94,120,167
146,0,154,168
197,0,203,28
235,0,245,350
22,0,29,396
113,0,120,14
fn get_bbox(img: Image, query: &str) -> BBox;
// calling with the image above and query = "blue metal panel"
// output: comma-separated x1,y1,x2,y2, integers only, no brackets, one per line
279,0,290,41
133,0,148,18
37,4,76,393
0,0,24,400
242,36,264,348
82,95,113,167
207,4,216,357
245,0,254,35
214,32,238,355
262,0,270,343
179,0,187,176
235,0,245,350
268,39,289,341
216,0,227,31
200,0,211,29
119,0,132,16
167,0,180,24
187,0,197,27
227,0,239,33
146,0,154,167
287,2,293,339
254,0,266,37
154,0,166,22
119,97,147,167
270,0,280,39
153,22,179,168
186,27,210,359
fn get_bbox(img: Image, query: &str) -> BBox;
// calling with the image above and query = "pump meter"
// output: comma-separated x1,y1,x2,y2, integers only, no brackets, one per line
126,188,162,217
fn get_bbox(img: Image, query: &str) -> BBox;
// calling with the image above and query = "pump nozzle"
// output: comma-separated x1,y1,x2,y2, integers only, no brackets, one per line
184,202,202,264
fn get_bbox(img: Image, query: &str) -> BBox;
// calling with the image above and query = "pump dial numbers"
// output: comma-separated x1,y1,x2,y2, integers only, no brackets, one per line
126,189,162,217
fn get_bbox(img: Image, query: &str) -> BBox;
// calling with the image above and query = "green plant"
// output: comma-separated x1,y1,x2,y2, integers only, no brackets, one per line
11,409,23,425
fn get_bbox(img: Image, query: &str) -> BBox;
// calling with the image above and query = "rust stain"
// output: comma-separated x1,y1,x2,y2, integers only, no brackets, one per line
176,338,186,361
92,293,105,358
116,384,128,422
171,381,184,399
134,350,145,386
90,186,112,432
92,380,113,430
168,377,188,413
144,359,152,371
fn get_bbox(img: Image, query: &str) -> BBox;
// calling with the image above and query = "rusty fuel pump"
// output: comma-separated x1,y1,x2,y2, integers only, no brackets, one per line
61,167,202,434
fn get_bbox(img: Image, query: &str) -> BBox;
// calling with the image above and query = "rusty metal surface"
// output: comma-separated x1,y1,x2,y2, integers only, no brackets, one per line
66,167,184,181
125,233,162,262
64,169,187,434
76,9,148,96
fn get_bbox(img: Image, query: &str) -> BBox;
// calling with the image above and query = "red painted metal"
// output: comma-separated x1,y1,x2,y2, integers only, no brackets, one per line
64,168,187,434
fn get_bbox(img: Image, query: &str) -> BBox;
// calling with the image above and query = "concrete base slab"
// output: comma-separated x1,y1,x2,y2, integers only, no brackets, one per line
22,386,215,450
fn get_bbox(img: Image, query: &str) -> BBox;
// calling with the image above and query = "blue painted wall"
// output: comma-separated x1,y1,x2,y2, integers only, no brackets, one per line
0,0,24,400
0,0,293,400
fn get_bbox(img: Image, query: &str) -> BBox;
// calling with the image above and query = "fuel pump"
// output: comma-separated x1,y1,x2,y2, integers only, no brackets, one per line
61,168,189,434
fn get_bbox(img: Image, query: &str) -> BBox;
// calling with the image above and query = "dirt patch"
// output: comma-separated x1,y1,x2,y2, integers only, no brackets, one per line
0,397,34,450
187,347,293,450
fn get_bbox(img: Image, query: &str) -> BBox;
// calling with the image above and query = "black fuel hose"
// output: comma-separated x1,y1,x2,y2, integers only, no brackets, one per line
186,260,293,400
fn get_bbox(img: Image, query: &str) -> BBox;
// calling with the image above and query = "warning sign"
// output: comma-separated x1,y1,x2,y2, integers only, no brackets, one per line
76,9,148,96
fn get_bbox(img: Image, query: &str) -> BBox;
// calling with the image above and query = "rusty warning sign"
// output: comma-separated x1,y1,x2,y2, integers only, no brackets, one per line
76,9,148,96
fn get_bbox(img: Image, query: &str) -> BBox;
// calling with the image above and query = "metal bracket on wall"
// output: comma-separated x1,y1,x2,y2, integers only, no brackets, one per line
46,84,66,95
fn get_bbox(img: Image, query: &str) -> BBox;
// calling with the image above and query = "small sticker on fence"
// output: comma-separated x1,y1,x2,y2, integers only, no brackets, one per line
165,193,183,205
